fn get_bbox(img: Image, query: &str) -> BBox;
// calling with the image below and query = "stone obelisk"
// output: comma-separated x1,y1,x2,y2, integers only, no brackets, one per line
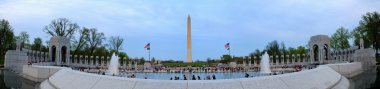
187,15,192,63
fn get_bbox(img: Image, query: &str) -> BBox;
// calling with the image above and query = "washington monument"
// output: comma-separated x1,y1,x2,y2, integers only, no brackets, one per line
187,15,192,63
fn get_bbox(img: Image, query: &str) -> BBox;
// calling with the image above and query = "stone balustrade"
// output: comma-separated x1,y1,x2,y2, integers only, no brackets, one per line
22,45,365,70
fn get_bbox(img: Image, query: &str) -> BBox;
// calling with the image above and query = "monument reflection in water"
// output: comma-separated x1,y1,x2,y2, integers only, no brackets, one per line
0,70,40,89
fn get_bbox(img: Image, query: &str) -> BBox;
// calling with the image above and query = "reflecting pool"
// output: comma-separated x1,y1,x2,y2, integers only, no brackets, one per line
1,66,380,89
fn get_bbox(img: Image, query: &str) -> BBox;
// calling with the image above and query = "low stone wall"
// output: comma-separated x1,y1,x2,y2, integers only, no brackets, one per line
40,65,348,89
4,50,28,73
327,62,363,78
22,65,69,82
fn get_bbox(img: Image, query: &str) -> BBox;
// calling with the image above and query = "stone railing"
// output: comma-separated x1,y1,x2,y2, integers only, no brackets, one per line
23,49,140,68
330,46,358,63
25,49,49,63
69,55,138,69
242,53,311,67
241,47,362,68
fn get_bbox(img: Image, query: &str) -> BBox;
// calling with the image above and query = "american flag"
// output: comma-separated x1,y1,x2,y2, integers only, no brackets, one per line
225,43,230,50
144,43,150,50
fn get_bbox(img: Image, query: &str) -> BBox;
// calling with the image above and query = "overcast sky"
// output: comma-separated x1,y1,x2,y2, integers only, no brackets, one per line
1,0,379,61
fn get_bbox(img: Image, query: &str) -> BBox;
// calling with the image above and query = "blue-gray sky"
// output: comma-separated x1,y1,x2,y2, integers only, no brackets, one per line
1,0,379,61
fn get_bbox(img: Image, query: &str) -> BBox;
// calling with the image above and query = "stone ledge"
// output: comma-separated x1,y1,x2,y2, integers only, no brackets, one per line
327,62,363,78
22,65,68,82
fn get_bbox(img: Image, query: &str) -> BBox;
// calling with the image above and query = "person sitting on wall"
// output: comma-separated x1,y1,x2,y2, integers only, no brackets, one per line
183,75,187,80
245,73,249,78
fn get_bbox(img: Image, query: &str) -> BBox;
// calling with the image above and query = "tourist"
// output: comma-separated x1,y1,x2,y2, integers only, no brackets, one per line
212,75,216,80
197,76,201,80
183,75,187,80
132,74,135,78
206,75,210,80
170,77,173,80
245,73,249,78
192,75,196,80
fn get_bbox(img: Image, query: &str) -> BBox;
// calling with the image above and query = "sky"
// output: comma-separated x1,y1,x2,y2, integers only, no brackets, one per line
0,0,379,61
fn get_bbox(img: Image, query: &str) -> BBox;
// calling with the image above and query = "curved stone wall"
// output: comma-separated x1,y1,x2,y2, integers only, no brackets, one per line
327,62,363,78
40,65,348,89
22,65,69,82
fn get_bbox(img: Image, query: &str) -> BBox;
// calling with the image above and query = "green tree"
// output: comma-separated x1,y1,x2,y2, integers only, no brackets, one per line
93,46,110,56
16,31,30,48
296,46,307,54
220,54,232,63
0,19,15,63
330,27,351,50
280,42,287,54
43,18,79,38
118,52,128,59
249,49,262,58
353,12,380,56
72,27,89,55
351,25,371,48
288,47,296,54
108,36,124,54
265,40,281,55
87,28,105,55
232,56,244,64
31,37,43,51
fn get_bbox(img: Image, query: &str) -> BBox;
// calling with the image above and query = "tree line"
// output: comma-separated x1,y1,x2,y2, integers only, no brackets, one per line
0,18,134,64
330,12,380,58
218,11,380,64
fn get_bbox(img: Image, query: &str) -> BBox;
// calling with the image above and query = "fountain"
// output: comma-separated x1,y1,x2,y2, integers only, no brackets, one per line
260,52,271,74
107,53,119,75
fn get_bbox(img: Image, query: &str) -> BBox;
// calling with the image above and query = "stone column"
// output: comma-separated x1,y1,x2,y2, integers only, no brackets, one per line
129,60,132,68
124,57,127,68
275,55,279,66
30,50,34,63
85,55,89,66
91,56,95,66
78,55,81,65
101,56,105,67
297,54,300,65
106,56,110,67
302,54,306,65
286,55,289,65
242,60,246,67
95,56,98,66
74,55,77,65
248,60,252,67
269,56,273,66
253,57,257,67
281,55,284,66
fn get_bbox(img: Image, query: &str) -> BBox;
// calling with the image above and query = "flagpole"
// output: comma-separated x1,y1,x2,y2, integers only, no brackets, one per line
226,42,231,56
229,49,230,56
149,49,151,62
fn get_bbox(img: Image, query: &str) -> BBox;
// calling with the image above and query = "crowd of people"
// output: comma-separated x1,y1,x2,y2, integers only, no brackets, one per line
71,64,320,80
